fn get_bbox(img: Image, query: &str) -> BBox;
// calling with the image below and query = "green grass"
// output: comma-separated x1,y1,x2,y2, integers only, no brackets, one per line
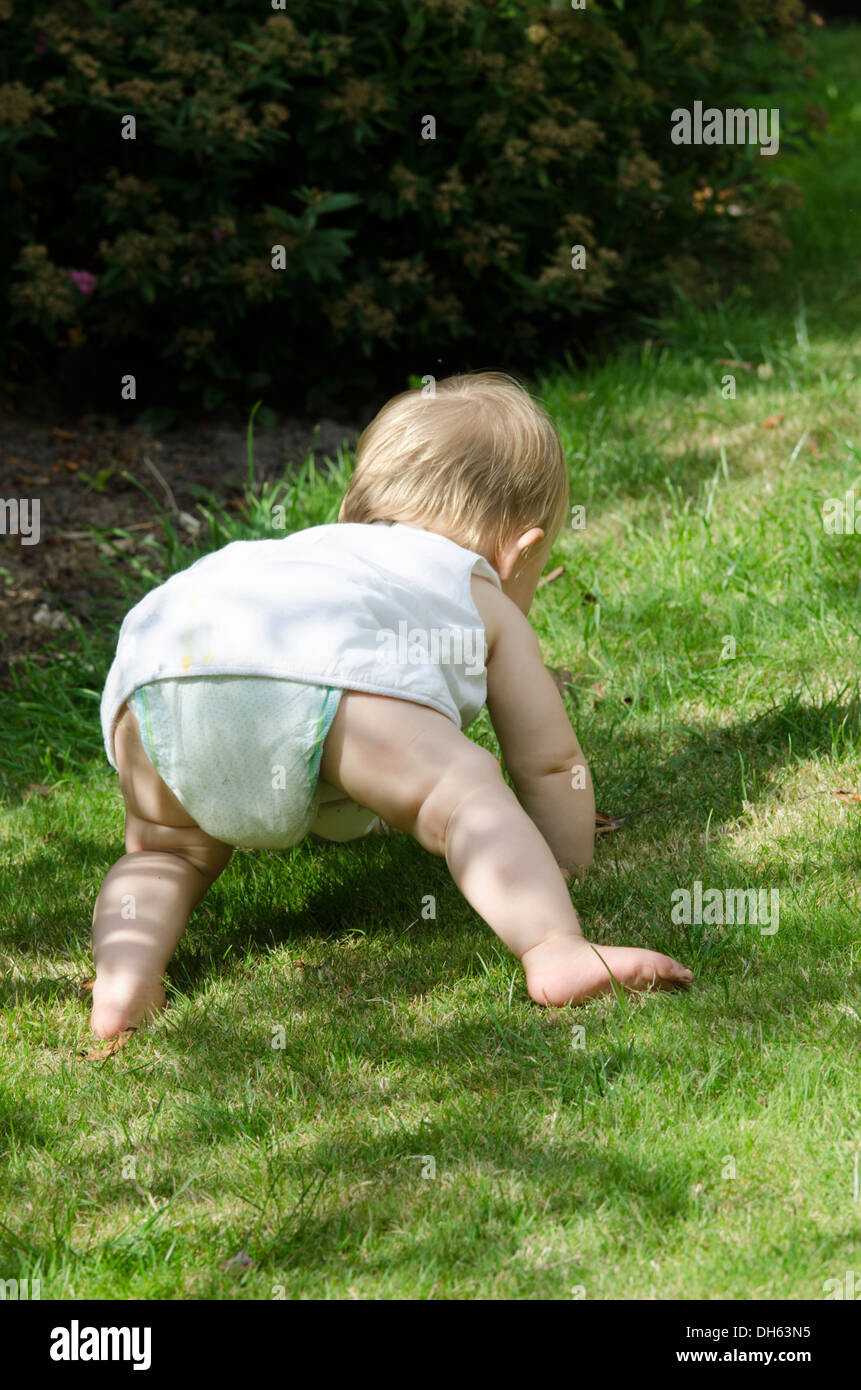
2,27,861,1299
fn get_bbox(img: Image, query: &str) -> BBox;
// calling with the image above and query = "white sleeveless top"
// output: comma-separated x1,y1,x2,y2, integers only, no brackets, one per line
100,521,502,768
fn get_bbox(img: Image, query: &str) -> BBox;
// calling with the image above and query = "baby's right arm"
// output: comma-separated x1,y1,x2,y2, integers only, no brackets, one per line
472,577,595,876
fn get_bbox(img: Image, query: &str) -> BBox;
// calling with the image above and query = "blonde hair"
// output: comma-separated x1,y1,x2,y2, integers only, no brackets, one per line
338,372,569,561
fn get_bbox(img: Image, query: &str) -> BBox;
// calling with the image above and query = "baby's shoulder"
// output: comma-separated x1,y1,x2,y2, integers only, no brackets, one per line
469,573,520,653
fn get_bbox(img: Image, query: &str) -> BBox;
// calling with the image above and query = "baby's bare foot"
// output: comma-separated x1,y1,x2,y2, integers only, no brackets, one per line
90,973,167,1038
523,936,693,1007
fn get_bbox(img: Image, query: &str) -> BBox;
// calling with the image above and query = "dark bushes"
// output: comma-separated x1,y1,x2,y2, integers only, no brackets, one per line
0,0,811,413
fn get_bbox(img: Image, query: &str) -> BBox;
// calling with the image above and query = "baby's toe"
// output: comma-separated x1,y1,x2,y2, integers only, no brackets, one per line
645,953,693,988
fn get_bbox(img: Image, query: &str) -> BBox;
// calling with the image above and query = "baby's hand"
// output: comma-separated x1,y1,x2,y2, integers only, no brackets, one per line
522,935,693,1008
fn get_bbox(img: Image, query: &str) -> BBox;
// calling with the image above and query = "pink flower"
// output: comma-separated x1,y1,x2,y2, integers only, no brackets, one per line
211,227,226,244
68,269,98,294
34,32,48,55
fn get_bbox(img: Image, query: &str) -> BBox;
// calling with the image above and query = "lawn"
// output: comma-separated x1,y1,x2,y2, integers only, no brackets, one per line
1,27,860,1300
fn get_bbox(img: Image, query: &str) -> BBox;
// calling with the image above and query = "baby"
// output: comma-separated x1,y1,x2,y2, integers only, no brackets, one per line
92,373,692,1037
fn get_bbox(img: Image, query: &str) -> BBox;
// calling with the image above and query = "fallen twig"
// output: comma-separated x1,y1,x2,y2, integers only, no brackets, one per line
142,453,180,514
595,804,663,835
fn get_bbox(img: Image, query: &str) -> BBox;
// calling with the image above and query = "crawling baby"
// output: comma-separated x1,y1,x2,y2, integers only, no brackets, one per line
92,372,692,1037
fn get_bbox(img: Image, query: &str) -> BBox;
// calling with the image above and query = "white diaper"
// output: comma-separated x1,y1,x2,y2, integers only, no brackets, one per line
129,675,376,849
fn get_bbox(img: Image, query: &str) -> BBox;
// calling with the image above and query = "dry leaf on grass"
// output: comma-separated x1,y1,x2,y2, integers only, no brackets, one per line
548,666,574,695
289,959,331,981
715,357,754,372
761,413,785,429
220,1248,255,1271
835,789,861,805
33,605,74,631
80,1028,137,1061
595,804,663,835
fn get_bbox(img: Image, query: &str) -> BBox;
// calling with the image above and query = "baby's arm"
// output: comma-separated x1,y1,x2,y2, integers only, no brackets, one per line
480,584,595,876
319,687,692,1006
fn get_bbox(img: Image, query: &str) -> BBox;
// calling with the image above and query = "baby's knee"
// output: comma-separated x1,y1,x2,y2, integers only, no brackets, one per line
123,811,232,881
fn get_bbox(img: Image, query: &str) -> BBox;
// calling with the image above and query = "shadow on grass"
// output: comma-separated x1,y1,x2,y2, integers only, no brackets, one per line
2,690,857,1065
587,688,861,829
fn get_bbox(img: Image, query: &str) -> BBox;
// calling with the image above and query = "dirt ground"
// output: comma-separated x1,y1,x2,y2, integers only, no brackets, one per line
0,401,360,684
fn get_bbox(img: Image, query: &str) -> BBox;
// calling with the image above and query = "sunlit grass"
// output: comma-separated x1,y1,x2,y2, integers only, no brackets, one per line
1,27,860,1300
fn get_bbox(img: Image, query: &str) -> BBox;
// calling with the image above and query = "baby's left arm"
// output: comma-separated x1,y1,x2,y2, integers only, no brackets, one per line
483,594,595,875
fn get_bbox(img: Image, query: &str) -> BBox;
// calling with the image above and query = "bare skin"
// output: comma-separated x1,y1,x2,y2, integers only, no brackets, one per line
91,521,692,1037
91,701,232,1037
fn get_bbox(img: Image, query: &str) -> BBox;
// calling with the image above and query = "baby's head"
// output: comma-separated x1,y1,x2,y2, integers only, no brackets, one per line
339,372,569,611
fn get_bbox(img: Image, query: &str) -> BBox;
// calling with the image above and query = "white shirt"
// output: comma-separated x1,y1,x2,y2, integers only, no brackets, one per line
100,521,502,768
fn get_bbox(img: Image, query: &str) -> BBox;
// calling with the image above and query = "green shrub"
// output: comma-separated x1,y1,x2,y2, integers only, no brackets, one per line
0,0,812,412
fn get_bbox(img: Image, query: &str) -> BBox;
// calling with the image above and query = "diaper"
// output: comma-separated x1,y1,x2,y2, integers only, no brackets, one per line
128,675,376,849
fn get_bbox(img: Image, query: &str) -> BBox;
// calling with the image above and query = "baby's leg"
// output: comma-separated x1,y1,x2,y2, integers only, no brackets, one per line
90,703,232,1037
319,692,691,1004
